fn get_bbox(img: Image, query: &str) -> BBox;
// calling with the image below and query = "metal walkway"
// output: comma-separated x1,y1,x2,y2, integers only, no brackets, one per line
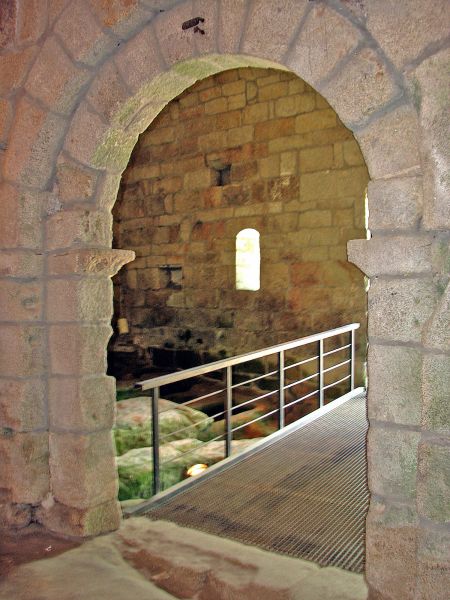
142,392,369,573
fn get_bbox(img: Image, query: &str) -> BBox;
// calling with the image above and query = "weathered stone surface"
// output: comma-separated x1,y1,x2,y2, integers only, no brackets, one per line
36,498,121,538
217,0,249,54
0,280,42,322
63,101,110,168
417,442,450,523
0,517,365,600
0,0,17,48
242,0,309,63
367,176,423,231
416,526,450,600
368,344,422,426
365,0,450,70
368,278,436,343
16,0,46,44
47,278,112,322
0,184,44,249
0,432,49,504
49,375,116,432
410,49,450,229
0,325,45,377
0,250,44,278
54,0,117,66
153,2,197,68
48,248,135,277
0,378,46,432
25,37,90,115
48,324,111,376
366,498,418,600
2,97,67,188
114,397,213,455
86,60,131,124
119,518,316,597
423,280,450,352
422,354,450,434
49,431,118,509
287,4,360,88
0,47,37,96
190,0,220,57
288,567,368,600
55,155,98,205
89,0,153,39
368,425,420,500
114,25,164,96
46,209,112,250
0,502,32,530
355,105,421,179
0,536,175,599
322,47,400,127
0,97,12,146
348,235,432,277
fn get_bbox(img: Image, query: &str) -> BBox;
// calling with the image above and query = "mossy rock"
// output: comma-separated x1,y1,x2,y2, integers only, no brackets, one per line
116,438,263,501
114,397,213,455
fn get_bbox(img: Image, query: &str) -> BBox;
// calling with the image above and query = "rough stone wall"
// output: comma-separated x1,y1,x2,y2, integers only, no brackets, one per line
113,68,368,364
0,2,449,600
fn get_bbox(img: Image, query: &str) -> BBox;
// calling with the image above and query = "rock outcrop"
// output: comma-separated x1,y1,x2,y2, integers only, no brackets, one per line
114,397,212,455
117,438,262,500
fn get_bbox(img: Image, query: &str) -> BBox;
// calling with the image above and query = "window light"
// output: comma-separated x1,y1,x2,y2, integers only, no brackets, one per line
236,228,260,291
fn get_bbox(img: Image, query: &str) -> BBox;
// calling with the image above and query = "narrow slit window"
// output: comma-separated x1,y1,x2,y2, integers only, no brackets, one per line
236,228,260,291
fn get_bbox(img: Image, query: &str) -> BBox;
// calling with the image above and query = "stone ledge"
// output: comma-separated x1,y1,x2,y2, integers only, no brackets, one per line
348,236,432,277
0,517,368,600
47,248,135,277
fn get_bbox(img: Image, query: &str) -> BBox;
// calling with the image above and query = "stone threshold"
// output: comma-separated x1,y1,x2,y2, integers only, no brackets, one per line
0,517,368,600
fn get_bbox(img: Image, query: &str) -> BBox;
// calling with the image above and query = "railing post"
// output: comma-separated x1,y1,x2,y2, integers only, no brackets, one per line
278,350,285,429
152,387,160,496
225,366,232,458
350,329,355,391
319,339,324,408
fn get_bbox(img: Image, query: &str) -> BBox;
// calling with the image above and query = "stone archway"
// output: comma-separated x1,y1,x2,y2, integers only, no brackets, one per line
1,2,449,599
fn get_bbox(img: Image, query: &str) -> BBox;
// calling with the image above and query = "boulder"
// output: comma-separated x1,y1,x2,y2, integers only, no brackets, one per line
114,397,213,455
117,438,262,500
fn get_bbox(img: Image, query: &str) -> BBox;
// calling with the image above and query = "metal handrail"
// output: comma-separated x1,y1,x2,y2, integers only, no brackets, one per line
136,323,359,390
135,323,360,496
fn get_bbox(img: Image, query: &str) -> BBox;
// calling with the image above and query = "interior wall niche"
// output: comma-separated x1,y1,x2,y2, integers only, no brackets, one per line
110,67,369,381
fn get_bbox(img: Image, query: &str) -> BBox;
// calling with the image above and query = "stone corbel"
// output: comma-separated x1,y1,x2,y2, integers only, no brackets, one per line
48,248,135,277
347,236,432,277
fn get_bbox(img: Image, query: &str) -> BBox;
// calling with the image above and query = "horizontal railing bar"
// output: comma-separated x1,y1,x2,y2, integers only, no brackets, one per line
230,389,278,412
283,355,318,371
322,358,351,374
283,371,319,390
180,387,227,407
323,343,351,357
158,410,227,442
136,324,360,390
283,388,319,409
231,408,279,433
231,369,278,389
323,374,351,390
159,433,226,466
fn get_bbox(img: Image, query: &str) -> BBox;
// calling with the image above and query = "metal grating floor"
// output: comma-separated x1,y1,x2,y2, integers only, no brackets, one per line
144,393,369,573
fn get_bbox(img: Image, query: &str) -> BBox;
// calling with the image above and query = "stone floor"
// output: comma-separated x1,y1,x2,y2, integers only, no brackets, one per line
0,517,368,600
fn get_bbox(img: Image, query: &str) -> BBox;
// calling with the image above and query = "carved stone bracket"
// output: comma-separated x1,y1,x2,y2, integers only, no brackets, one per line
48,249,135,277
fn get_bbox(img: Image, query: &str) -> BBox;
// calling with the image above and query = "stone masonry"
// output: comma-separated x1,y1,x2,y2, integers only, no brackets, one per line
0,2,449,600
113,67,368,366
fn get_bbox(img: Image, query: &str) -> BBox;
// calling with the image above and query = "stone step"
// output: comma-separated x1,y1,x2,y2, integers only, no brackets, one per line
0,517,368,600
